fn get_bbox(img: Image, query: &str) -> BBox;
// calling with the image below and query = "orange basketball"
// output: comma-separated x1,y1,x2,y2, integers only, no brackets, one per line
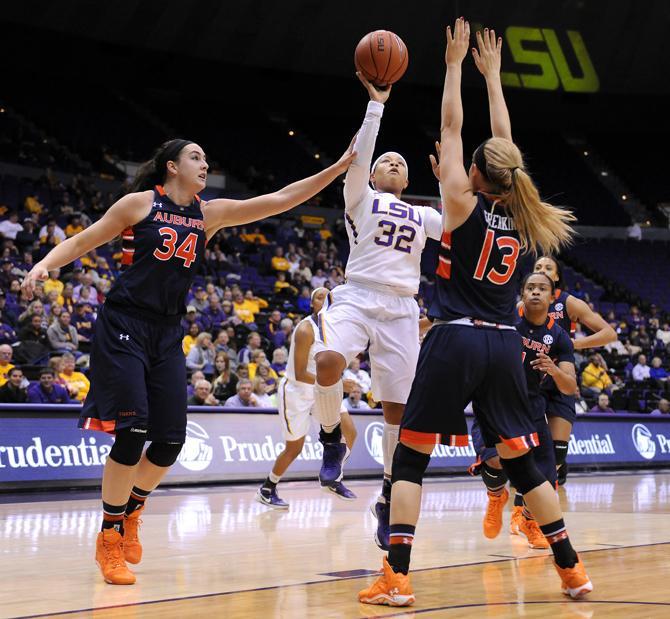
354,30,409,87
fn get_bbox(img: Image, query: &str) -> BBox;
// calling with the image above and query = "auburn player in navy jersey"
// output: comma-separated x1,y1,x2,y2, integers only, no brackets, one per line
22,137,356,586
533,256,616,484
471,272,577,549
359,20,591,606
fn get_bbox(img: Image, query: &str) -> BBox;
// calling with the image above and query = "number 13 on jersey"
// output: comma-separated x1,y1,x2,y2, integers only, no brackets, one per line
474,229,520,285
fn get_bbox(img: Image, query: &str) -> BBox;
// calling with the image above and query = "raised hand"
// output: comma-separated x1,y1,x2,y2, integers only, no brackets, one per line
472,27,503,78
428,141,442,180
21,263,49,300
446,17,471,66
356,71,392,104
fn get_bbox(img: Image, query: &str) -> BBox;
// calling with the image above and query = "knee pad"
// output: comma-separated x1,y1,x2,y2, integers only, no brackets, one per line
391,443,431,486
145,441,184,467
500,451,547,496
481,461,508,493
553,440,569,468
109,429,146,466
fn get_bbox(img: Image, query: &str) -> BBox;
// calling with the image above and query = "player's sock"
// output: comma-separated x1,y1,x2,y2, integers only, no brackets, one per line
482,462,508,496
522,506,534,520
388,524,416,575
263,471,281,490
540,518,578,568
102,501,127,535
514,493,524,508
382,422,400,479
125,486,151,515
314,380,343,433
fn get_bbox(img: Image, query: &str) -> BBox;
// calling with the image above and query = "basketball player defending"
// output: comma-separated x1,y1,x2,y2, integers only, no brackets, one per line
312,73,442,550
256,287,358,507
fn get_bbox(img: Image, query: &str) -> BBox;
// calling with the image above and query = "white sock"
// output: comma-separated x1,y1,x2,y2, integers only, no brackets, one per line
382,422,400,478
314,380,343,431
269,471,281,484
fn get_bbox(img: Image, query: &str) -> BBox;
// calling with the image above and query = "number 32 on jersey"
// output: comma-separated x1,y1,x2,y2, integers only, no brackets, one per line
153,227,198,268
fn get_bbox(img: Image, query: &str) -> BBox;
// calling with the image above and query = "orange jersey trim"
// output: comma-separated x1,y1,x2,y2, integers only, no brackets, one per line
82,417,116,434
498,432,540,451
400,428,470,447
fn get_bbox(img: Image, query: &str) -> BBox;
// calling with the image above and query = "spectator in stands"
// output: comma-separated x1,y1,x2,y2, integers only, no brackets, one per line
0,212,23,240
202,294,227,334
72,303,95,343
15,218,36,250
61,283,76,314
656,322,670,352
187,379,219,406
251,376,275,407
185,332,216,376
327,267,344,289
182,322,200,356
241,226,269,245
627,305,645,330
0,290,16,326
344,383,371,411
0,344,15,386
47,311,79,354
650,357,669,386
297,286,312,314
18,300,46,329
0,367,27,403
310,268,326,289
271,348,287,377
632,325,651,350
27,368,72,404
39,220,65,253
650,399,670,416
232,290,257,324
256,363,277,394
266,309,282,339
274,271,298,296
224,378,260,407
238,331,262,364
271,246,291,273
191,286,209,312
272,318,294,349
187,370,205,399
632,354,651,382
293,258,312,284
0,317,15,344
211,353,238,402
59,352,90,401
248,350,278,380
18,314,49,346
44,269,64,299
343,358,372,395
65,214,85,238
590,393,614,413
236,363,250,380
581,353,614,396
213,330,234,357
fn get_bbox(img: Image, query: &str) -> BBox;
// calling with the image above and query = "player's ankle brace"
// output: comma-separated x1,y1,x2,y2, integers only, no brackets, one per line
499,451,546,496
319,424,342,444
553,440,569,468
391,443,431,486
481,462,508,493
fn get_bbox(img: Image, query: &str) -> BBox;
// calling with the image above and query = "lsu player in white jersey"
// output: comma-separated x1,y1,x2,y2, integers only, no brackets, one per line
312,73,442,549
256,288,358,508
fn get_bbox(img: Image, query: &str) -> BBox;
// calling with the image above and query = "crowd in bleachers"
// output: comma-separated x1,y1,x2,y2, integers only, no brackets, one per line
1,169,670,414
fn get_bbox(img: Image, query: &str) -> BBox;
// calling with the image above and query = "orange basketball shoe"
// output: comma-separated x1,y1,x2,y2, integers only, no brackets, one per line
483,488,509,539
95,528,136,585
123,505,144,564
554,556,593,599
509,505,524,535
358,557,415,606
518,517,550,549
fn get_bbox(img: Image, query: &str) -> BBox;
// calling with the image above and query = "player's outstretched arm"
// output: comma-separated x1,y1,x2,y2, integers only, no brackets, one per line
203,142,355,236
472,28,512,141
343,73,390,209
21,192,152,298
439,18,477,231
567,296,618,350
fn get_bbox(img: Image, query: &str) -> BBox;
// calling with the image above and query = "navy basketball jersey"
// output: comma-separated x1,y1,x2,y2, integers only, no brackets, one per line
430,193,522,325
516,313,574,405
106,185,206,318
548,289,576,336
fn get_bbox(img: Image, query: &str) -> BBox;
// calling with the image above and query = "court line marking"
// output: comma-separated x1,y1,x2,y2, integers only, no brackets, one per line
374,599,670,617
12,540,670,619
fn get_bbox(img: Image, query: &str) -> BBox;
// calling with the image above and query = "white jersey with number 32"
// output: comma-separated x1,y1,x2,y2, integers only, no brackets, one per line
343,101,441,296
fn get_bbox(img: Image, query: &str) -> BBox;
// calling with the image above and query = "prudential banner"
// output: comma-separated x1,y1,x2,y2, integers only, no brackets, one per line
1,411,670,487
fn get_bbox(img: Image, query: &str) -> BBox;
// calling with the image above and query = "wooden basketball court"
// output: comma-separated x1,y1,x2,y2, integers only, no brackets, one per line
2,472,670,618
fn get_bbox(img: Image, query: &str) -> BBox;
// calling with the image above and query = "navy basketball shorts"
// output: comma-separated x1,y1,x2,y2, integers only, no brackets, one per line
401,324,538,451
542,381,577,425
471,418,498,464
79,304,187,443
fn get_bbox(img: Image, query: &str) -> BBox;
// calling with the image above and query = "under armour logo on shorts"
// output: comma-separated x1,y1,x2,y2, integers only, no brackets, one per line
153,201,163,209
119,334,130,341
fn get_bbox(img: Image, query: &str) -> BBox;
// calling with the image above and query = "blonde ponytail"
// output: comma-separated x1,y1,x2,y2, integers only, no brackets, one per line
482,138,576,255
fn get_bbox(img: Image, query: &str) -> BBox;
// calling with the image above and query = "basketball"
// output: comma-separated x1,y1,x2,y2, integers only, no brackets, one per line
354,30,409,87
